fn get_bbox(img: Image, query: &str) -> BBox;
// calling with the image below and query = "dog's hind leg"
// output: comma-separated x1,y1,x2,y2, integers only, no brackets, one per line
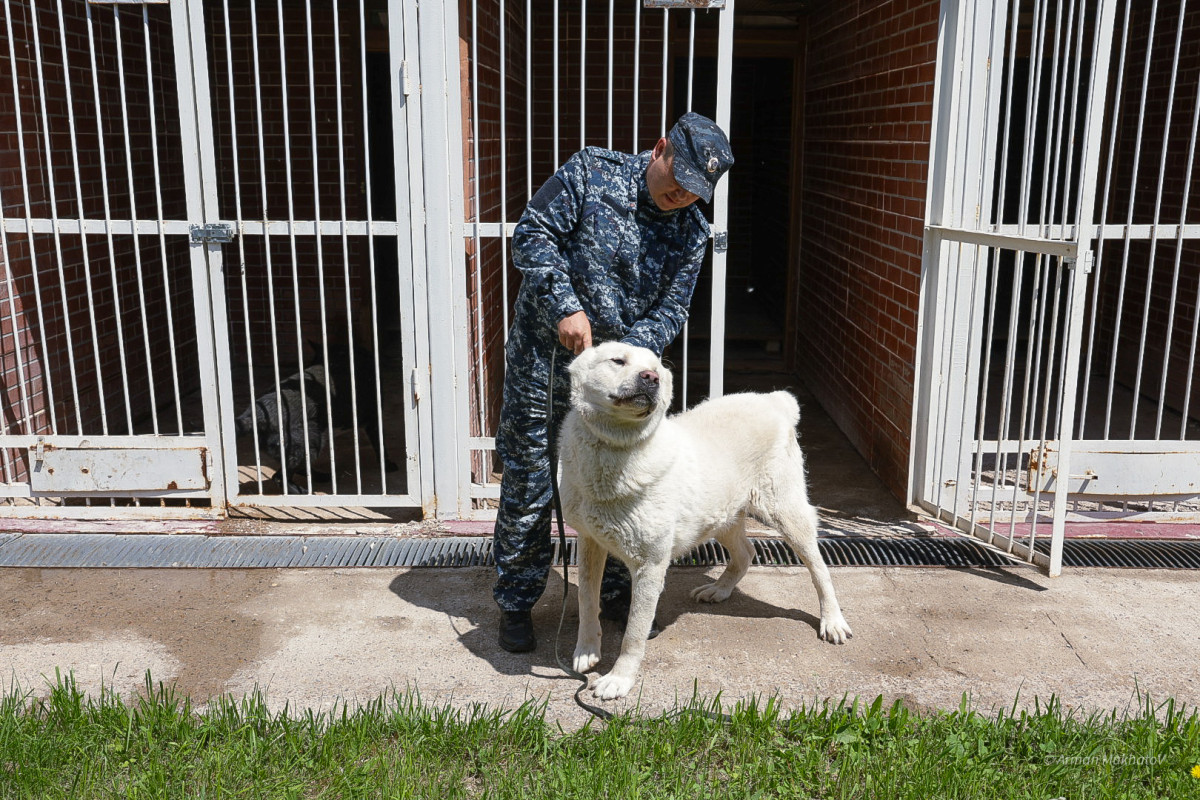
592,558,668,701
572,534,607,674
691,514,754,604
766,485,853,644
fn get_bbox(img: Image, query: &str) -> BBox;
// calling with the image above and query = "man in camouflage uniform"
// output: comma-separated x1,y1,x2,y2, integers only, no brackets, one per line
494,112,734,653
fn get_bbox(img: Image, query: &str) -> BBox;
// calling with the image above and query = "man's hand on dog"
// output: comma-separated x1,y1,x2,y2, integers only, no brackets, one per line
558,311,593,354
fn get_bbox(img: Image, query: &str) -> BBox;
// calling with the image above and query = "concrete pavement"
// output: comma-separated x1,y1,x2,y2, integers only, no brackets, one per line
2,556,1197,727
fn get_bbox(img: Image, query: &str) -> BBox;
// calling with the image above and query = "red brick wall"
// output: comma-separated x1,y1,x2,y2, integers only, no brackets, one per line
0,1,194,487
795,0,939,500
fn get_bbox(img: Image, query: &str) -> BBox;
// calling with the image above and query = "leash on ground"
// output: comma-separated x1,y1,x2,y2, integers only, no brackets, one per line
546,347,618,722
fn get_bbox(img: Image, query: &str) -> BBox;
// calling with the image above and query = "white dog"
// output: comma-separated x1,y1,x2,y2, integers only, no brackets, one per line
558,341,853,700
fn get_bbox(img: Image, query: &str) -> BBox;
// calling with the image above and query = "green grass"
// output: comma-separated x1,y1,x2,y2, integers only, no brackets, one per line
1,673,1198,799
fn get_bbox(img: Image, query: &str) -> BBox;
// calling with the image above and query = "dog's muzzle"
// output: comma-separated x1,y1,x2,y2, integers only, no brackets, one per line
611,370,660,415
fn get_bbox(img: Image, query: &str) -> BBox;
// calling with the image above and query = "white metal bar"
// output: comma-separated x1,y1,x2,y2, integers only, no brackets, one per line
302,0,342,493
1047,0,1116,572
1106,0,1160,439
0,219,419,236
0,435,207,448
356,0,389,491
0,505,225,521
172,0,233,503
85,1,135,434
632,0,641,151
1016,0,1049,236
499,0,509,338
0,2,37,439
247,0,286,496
0,214,32,436
659,8,668,135
607,0,614,149
911,0,970,507
470,0,487,450
54,0,112,435
144,3,185,434
331,0,372,491
553,0,560,167
416,0,471,516
708,0,734,400
274,0,316,495
30,0,85,433
1054,0,1087,231
526,0,533,203
3,0,58,438
395,0,434,513
108,6,162,435
1175,69,1200,440
231,493,422,508
1035,0,1066,235
952,244,988,528
1079,0,1132,438
686,10,694,111
1138,0,1188,439
581,0,587,147
1029,255,1067,557
219,0,262,493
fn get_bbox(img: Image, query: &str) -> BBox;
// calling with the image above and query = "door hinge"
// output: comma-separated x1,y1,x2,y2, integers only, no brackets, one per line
411,368,421,404
189,223,235,245
713,230,728,253
400,61,412,96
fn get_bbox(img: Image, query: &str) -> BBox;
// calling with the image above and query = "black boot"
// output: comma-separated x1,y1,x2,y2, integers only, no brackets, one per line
498,609,536,652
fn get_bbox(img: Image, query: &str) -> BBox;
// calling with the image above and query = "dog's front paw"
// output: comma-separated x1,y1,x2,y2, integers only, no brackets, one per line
592,671,636,700
691,582,733,604
573,640,601,673
819,612,853,644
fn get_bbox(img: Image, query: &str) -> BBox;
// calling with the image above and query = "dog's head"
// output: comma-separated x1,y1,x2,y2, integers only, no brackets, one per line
568,342,673,441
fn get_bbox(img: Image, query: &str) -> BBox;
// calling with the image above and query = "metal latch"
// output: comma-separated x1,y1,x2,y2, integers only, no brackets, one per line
189,223,235,245
713,231,728,253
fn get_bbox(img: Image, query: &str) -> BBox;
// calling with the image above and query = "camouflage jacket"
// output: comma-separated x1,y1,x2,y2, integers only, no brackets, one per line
510,147,710,357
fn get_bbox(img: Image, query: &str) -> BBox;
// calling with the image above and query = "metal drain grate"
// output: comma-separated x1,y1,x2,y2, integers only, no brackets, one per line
0,533,1196,569
0,533,1022,569
1034,538,1200,569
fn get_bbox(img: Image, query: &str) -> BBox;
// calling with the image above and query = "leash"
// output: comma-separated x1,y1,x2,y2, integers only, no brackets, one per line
547,347,616,722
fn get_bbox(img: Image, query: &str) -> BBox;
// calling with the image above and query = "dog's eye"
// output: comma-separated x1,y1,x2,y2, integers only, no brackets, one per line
610,358,626,366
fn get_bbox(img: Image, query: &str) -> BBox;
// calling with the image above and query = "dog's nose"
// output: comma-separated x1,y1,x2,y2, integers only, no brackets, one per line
639,370,659,385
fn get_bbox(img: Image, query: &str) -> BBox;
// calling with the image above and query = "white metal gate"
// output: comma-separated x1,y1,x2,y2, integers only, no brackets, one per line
192,0,429,511
914,0,1200,574
0,0,225,518
453,0,736,519
0,0,448,518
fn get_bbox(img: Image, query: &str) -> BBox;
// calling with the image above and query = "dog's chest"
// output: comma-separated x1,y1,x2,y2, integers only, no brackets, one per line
564,457,679,562
574,494,662,562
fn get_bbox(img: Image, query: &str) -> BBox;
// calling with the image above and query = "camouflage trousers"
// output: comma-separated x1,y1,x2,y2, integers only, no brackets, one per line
492,323,631,613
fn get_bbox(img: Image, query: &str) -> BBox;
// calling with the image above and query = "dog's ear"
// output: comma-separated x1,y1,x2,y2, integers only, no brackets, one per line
567,343,602,380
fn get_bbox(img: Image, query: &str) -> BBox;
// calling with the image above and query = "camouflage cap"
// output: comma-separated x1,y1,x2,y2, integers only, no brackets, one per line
667,112,733,203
